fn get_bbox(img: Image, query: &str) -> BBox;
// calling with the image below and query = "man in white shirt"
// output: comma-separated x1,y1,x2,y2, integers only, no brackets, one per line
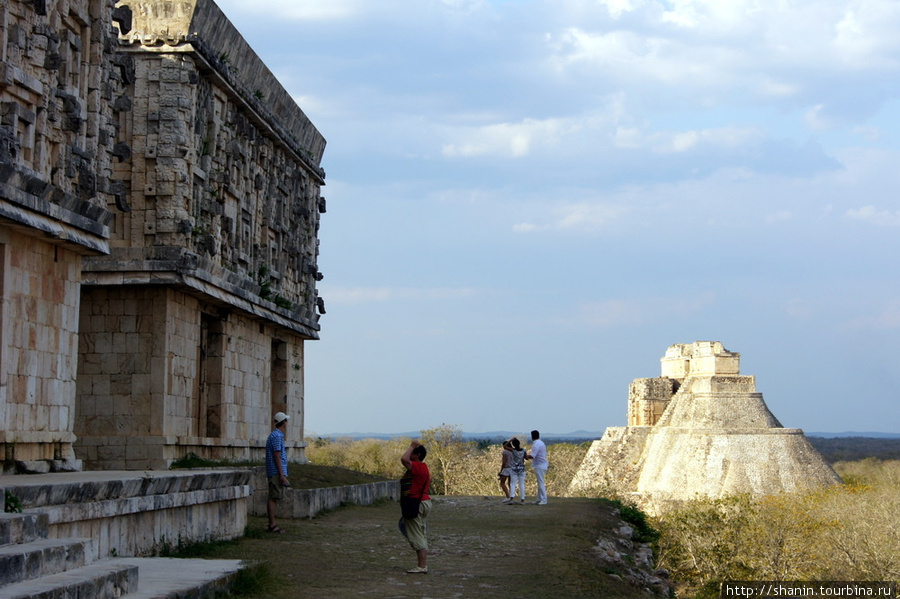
526,430,549,505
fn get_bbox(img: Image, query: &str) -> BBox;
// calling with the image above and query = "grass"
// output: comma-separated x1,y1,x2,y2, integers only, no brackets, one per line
286,463,389,488
179,496,663,599
170,455,389,489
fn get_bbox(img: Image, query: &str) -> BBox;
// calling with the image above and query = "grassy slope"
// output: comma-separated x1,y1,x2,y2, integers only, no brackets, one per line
286,463,389,488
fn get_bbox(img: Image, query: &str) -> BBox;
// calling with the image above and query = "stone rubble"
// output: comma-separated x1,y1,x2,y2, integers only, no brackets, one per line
592,508,673,597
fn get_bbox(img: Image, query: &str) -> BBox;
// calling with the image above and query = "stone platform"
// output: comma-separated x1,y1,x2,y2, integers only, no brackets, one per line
0,469,251,559
0,468,399,596
0,469,252,598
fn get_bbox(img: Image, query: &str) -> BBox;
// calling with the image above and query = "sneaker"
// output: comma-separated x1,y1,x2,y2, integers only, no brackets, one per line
407,566,428,574
536,501,547,505
502,498,512,504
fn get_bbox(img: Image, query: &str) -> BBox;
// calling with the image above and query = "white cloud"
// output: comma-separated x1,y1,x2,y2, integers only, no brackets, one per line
440,0,486,14
757,79,799,98
576,299,646,327
804,105,832,131
871,304,900,328
845,205,900,226
614,127,643,149
513,201,628,233
843,302,900,330
322,286,477,305
219,0,496,23
600,0,637,19
852,126,881,142
784,298,814,320
571,292,717,327
832,3,900,69
513,222,539,234
547,28,701,85
544,0,900,103
440,108,761,164
441,117,570,158
217,0,369,20
765,210,793,224
556,203,627,230
614,124,760,154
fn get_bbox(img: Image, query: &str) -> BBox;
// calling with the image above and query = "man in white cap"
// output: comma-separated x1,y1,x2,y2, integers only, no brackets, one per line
265,411,290,533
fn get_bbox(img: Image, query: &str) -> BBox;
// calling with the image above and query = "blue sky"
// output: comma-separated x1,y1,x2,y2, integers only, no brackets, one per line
216,0,900,436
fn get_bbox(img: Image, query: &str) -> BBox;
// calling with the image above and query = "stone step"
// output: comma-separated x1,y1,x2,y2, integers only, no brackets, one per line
112,557,247,599
0,513,48,547
0,560,138,599
0,537,91,589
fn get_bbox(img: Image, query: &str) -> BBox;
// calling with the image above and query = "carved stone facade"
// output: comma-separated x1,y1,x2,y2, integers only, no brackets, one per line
1,0,325,472
570,342,841,514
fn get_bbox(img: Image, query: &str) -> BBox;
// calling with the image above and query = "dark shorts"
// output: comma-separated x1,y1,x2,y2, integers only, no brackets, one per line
268,476,285,501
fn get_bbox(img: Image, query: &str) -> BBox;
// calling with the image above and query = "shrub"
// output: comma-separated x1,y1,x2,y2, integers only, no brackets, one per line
4,491,22,513
614,500,661,544
654,460,900,597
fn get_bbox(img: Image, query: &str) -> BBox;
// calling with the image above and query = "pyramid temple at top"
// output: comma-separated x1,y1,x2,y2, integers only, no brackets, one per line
568,341,842,513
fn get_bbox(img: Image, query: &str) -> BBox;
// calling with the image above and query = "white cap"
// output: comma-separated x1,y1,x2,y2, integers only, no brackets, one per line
274,412,290,424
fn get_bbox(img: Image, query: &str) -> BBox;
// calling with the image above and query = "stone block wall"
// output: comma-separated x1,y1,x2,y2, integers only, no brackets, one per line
0,0,122,205
661,341,740,379
73,0,325,469
75,286,307,469
99,0,326,331
1,0,118,472
627,377,677,426
0,231,82,470
3,0,325,472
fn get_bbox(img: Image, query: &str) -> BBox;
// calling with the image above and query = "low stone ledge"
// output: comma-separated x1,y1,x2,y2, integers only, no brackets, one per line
36,483,251,524
3,469,251,507
0,470,251,559
248,467,399,519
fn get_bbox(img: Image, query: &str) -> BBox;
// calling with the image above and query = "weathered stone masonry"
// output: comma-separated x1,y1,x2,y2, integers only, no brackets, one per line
1,0,327,472
76,0,327,470
1,0,119,471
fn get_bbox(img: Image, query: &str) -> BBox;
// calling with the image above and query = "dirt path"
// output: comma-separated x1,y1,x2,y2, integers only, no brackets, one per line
202,496,666,599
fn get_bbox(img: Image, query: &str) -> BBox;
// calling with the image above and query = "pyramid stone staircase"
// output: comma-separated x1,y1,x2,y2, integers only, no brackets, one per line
0,469,253,598
0,511,246,599
0,512,136,599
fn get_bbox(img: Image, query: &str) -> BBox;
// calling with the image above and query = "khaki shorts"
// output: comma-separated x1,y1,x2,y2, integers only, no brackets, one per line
400,499,432,551
268,476,285,502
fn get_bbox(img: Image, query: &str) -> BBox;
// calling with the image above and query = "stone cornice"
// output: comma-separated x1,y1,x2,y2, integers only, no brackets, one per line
114,0,326,184
0,164,111,254
83,247,321,338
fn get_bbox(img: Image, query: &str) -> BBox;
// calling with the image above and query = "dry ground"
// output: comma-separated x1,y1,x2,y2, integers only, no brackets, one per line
197,495,661,599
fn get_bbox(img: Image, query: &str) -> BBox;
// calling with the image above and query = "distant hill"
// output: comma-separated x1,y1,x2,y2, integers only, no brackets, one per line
807,432,900,439
310,430,900,461
311,430,605,442
807,435,900,463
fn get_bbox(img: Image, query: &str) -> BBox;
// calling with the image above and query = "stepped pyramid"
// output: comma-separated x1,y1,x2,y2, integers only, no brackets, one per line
569,341,841,513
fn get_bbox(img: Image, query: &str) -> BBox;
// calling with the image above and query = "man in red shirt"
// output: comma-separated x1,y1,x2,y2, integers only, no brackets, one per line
399,440,432,574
